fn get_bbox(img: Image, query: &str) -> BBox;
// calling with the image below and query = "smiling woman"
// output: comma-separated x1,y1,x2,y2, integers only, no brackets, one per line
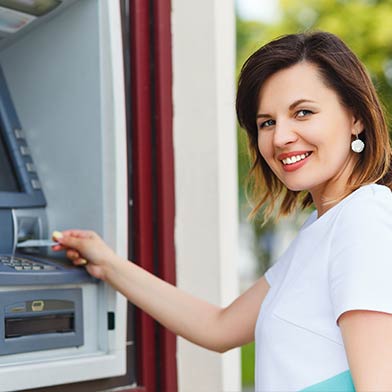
256,62,362,213
48,31,392,392
236,32,391,221
235,31,392,391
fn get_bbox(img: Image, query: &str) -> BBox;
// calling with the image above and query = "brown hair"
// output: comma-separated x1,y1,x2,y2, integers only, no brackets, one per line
236,31,392,222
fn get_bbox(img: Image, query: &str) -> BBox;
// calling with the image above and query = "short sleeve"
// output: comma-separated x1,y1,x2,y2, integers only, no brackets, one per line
264,259,285,287
329,186,392,323
265,248,294,287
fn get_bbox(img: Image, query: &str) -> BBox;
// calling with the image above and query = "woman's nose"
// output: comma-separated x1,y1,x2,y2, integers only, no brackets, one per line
273,120,298,148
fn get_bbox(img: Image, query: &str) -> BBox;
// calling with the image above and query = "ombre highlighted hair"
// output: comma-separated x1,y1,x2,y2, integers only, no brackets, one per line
236,31,392,222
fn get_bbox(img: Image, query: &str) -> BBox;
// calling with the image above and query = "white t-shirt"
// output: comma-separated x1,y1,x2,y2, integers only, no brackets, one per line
255,184,392,391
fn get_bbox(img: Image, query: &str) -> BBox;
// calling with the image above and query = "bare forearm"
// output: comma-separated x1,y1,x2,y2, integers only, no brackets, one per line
54,230,259,351
105,257,228,352
54,231,244,352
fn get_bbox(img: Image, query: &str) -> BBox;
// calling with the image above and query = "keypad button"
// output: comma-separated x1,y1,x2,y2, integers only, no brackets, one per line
14,128,24,139
26,162,35,172
0,255,57,272
43,265,55,271
20,146,30,156
31,179,41,190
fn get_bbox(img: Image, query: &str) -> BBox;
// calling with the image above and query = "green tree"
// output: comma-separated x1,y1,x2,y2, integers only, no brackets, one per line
237,0,392,127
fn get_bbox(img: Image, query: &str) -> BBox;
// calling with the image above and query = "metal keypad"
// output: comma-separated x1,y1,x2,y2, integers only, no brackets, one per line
0,256,56,272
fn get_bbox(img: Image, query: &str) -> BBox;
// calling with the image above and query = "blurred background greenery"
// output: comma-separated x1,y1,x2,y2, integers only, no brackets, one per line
236,0,392,388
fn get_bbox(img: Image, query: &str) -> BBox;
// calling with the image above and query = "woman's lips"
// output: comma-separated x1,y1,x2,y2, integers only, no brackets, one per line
277,151,312,172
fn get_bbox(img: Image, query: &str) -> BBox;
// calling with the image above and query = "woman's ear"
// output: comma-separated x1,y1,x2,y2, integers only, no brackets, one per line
351,116,364,136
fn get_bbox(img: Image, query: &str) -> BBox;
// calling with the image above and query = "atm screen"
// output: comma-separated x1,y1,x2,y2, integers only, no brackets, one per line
0,128,20,192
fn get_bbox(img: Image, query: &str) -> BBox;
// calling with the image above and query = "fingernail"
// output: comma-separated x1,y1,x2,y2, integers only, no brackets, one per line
52,231,63,240
79,258,88,266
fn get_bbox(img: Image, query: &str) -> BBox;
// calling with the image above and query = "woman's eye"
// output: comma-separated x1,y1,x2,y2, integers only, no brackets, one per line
259,119,275,129
296,109,313,118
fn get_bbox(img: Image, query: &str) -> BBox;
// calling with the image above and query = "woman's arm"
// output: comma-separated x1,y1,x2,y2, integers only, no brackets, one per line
53,230,270,353
339,310,392,391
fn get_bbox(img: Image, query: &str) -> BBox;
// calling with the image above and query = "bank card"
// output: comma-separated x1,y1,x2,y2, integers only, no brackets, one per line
16,239,58,248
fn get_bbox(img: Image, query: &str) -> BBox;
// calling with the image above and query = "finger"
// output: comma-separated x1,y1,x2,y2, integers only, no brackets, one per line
61,230,94,239
66,249,80,260
51,244,64,251
53,230,93,244
54,233,85,250
52,230,63,241
74,258,88,266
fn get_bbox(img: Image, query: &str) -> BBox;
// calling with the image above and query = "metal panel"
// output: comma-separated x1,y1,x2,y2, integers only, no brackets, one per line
0,288,83,355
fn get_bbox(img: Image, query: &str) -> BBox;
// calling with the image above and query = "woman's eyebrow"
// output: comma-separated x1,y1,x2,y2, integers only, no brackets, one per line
257,98,318,118
288,98,317,110
256,113,270,119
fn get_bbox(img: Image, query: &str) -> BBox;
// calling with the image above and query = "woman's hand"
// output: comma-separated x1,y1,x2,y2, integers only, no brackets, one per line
52,230,120,281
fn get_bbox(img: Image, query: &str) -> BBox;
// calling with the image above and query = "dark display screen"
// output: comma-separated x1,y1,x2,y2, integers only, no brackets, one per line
0,130,20,192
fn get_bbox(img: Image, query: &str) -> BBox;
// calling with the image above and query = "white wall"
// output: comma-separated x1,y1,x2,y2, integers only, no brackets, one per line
172,1,241,391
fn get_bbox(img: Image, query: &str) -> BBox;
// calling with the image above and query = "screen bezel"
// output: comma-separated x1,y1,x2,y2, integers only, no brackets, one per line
0,125,21,192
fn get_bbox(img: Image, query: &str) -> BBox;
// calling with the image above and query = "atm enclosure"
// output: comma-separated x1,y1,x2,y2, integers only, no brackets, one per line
0,1,128,390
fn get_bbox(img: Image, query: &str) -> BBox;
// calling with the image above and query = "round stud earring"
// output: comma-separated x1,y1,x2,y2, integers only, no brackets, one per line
351,135,365,153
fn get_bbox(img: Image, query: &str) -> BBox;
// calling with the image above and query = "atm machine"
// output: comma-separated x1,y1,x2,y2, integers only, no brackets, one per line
0,1,128,390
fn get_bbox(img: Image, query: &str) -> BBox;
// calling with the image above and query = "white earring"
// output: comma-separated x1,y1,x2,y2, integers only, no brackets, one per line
351,133,364,153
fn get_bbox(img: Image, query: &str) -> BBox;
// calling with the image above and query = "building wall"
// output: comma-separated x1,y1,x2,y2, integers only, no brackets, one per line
171,1,241,391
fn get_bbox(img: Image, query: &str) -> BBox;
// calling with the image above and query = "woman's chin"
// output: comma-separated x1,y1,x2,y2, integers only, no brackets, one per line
283,183,308,192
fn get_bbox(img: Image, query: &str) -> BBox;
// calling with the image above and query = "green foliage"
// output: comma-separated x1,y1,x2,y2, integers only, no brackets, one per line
236,0,392,121
241,341,255,386
275,0,392,104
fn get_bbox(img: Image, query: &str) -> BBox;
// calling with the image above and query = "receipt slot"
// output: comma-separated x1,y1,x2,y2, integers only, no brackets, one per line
0,1,128,390
0,289,83,356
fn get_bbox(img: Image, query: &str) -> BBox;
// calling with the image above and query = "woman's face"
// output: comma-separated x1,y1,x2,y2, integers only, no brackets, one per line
256,61,362,205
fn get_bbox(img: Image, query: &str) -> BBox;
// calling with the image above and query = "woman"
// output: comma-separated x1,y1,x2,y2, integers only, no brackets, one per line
53,31,392,391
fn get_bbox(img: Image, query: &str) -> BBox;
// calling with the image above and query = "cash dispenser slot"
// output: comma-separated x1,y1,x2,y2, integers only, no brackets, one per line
0,289,83,355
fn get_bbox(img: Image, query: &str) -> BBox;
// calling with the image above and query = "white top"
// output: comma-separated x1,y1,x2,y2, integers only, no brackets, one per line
255,184,392,391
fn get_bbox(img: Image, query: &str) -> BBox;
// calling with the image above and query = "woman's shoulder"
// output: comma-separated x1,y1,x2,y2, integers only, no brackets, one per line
302,184,392,235
350,183,391,202
328,184,392,321
338,183,392,221
331,183,392,240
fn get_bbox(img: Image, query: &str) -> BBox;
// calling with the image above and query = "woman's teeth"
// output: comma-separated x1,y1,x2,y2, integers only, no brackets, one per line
281,152,310,165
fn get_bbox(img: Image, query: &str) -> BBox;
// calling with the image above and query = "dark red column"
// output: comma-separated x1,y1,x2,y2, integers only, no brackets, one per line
152,0,178,390
130,0,177,391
